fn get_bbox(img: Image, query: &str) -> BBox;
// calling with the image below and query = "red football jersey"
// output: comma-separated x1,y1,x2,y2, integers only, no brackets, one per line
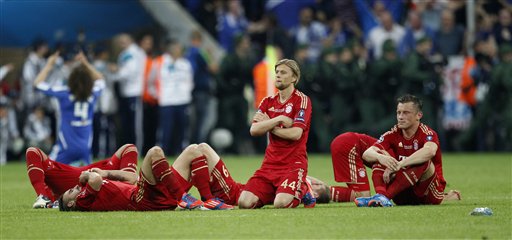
373,123,446,188
75,180,137,211
256,89,312,170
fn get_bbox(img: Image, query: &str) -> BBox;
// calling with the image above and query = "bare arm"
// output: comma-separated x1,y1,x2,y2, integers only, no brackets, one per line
362,146,399,171
75,51,104,81
33,52,59,86
271,126,303,141
398,141,438,169
250,114,290,136
79,171,103,191
89,168,137,185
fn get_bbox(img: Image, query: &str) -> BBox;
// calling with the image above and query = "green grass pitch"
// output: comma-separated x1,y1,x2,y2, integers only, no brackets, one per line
1,153,511,239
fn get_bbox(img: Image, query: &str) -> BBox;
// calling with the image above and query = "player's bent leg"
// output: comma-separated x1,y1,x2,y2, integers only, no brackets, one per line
238,191,260,209
197,143,221,172
114,144,138,159
141,146,166,185
274,193,298,208
171,144,200,180
26,147,54,208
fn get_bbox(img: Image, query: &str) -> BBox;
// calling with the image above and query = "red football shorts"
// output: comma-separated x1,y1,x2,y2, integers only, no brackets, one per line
243,167,308,206
331,139,371,191
133,171,177,210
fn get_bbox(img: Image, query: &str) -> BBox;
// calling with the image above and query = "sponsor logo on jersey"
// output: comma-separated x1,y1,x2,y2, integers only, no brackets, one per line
268,107,285,113
404,145,413,150
426,135,433,141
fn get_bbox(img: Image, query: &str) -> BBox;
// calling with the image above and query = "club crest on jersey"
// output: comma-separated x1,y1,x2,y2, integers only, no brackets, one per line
358,168,366,178
413,139,419,150
426,135,433,141
285,103,293,113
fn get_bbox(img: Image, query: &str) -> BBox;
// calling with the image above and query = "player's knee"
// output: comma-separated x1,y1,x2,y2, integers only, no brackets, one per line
273,194,295,208
117,144,137,157
26,147,45,161
238,193,259,209
182,144,202,159
147,146,165,161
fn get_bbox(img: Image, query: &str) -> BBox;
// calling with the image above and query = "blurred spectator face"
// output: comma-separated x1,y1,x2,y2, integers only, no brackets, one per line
416,40,432,55
299,8,313,26
139,35,154,53
380,12,394,31
373,0,387,18
168,42,183,58
441,10,454,30
295,47,308,61
34,107,45,120
237,35,251,52
117,34,133,50
0,106,6,119
228,0,242,17
339,48,353,63
37,44,49,56
499,9,511,27
408,11,422,29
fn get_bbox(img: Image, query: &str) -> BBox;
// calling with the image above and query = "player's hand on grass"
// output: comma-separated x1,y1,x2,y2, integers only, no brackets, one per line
378,155,399,171
443,190,462,201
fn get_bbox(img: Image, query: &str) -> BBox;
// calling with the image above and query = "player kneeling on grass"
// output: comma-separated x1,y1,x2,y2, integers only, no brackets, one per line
58,146,203,211
173,142,312,209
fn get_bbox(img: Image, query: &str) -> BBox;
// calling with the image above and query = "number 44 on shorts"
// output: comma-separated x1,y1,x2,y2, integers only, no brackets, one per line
280,179,296,191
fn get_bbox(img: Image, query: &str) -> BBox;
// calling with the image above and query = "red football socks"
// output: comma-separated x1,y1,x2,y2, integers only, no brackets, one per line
190,156,214,200
330,186,352,202
151,158,185,200
26,148,54,200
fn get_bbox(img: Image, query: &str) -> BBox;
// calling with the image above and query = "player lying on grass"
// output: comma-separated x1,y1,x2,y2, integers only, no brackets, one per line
26,144,138,208
58,146,204,211
356,94,450,207
172,142,315,208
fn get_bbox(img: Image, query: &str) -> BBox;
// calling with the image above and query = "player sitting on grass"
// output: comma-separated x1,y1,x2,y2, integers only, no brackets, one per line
356,94,449,207
58,146,203,211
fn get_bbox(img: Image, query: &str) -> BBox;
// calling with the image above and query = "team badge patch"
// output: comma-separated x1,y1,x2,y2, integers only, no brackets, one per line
426,135,433,141
358,168,366,178
413,139,419,150
285,103,293,113
378,135,384,143
295,109,305,122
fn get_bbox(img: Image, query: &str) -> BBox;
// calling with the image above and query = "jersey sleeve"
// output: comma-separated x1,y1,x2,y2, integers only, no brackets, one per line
373,131,393,151
253,97,269,123
292,95,312,130
75,184,99,210
92,79,106,97
35,82,68,98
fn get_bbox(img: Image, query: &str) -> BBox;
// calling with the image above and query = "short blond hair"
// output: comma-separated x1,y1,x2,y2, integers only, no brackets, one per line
275,59,301,85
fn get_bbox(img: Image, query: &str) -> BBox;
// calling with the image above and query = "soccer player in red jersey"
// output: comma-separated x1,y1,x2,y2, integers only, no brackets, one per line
238,59,313,209
26,144,138,208
356,94,449,207
58,146,203,211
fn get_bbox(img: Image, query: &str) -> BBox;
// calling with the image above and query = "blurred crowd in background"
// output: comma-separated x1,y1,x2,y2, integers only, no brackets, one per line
1,0,511,164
